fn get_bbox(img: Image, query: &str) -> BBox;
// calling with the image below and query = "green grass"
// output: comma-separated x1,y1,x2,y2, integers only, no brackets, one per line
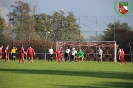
0,59,133,88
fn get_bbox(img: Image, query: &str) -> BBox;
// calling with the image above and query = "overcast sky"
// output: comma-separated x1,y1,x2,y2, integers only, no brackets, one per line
0,0,133,38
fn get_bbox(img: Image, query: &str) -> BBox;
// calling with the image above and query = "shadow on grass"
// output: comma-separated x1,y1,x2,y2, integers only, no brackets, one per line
0,68,133,81
55,82,133,88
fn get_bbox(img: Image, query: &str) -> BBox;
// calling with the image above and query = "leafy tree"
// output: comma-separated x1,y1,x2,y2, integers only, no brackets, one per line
7,1,38,41
7,1,84,54
101,21,133,54
0,16,6,45
34,11,81,41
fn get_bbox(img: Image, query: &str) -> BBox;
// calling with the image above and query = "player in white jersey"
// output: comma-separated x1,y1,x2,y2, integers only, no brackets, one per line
64,47,70,62
48,47,54,61
70,48,77,62
98,47,103,62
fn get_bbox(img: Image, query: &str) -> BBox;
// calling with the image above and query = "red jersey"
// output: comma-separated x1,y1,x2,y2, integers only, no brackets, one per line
56,50,61,56
0,47,2,52
0,47,2,56
120,50,125,59
56,50,61,57
27,47,34,54
20,47,25,53
56,50,61,61
5,48,8,56
20,47,25,58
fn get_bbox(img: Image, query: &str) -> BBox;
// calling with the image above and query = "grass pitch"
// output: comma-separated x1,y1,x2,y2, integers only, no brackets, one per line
0,59,133,88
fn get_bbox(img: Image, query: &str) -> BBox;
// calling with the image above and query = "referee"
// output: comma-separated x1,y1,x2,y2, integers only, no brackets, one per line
11,47,17,61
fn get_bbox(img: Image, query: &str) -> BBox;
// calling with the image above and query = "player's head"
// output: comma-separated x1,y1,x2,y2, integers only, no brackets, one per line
6,45,9,49
29,45,32,47
7,45,9,47
21,45,23,47
72,47,75,50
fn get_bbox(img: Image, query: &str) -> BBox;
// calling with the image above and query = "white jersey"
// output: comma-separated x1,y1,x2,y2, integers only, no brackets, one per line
49,49,54,54
71,50,77,55
98,49,103,55
118,49,121,55
65,49,70,53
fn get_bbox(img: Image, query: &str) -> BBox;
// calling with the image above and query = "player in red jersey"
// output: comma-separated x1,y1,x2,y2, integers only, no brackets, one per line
5,45,9,62
19,45,25,64
55,48,61,62
0,45,3,59
27,45,35,63
120,48,126,64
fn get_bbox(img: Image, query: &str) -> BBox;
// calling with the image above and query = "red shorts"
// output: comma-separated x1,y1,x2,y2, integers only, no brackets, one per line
28,53,33,58
20,53,24,58
0,52,2,57
5,53,8,57
56,55,61,59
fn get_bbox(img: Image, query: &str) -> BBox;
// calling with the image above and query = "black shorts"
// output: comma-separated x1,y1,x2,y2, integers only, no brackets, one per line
71,55,74,59
65,53,69,58
98,55,101,58
12,53,16,56
49,54,53,57
12,53,16,58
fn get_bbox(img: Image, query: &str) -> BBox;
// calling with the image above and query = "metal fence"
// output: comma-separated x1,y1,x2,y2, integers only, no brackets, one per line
0,16,133,61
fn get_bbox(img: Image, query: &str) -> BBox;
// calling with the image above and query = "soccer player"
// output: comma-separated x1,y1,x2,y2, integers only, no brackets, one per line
0,45,3,59
98,47,103,62
77,49,84,61
19,45,25,64
70,48,77,62
11,47,17,61
5,45,9,62
27,45,35,63
55,48,61,62
117,48,121,62
120,48,126,64
48,47,54,62
64,47,70,62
